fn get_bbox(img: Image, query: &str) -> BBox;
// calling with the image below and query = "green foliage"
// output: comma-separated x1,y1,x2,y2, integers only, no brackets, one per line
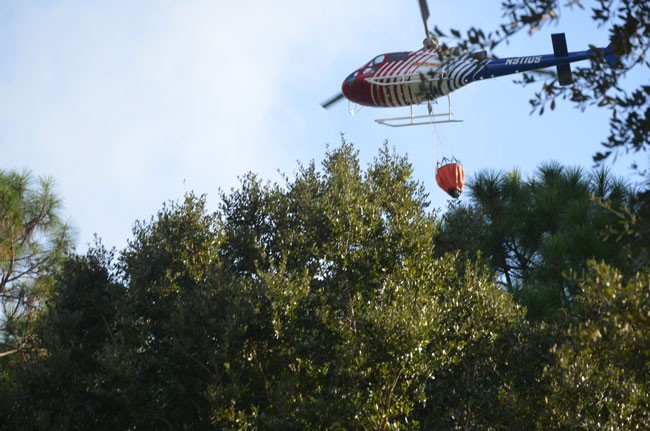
3,141,530,430
540,262,650,430
600,188,650,274
0,170,72,359
211,141,526,430
115,193,236,429
4,141,648,429
438,162,637,321
6,245,125,429
215,141,446,429
415,261,531,430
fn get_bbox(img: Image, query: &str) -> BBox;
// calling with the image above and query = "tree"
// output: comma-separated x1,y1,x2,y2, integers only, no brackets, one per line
539,262,650,430
5,246,126,430
5,141,530,430
437,162,637,320
0,170,72,358
25,141,650,429
215,141,527,430
431,0,650,164
600,187,650,274
113,193,233,430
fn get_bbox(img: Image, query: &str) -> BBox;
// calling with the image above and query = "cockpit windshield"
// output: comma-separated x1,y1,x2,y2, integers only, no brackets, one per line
345,70,359,84
367,52,410,66
360,52,411,75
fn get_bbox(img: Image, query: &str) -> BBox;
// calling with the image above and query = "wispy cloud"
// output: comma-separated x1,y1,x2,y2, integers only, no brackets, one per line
0,0,400,249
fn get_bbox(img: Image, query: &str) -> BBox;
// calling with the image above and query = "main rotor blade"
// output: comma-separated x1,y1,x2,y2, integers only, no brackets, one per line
321,92,345,109
418,0,431,37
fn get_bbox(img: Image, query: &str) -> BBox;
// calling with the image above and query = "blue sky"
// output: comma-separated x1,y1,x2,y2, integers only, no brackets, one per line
1,1,643,252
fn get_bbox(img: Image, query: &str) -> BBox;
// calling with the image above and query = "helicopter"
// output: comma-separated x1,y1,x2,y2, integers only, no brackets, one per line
322,0,617,127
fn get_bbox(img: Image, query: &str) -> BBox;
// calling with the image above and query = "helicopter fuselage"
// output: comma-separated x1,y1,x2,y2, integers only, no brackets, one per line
341,33,615,108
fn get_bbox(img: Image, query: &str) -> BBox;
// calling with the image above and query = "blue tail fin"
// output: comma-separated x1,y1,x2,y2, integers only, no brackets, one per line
603,44,619,68
552,33,573,85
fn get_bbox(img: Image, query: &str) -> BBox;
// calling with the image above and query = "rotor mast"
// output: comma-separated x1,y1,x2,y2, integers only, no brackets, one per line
419,0,438,49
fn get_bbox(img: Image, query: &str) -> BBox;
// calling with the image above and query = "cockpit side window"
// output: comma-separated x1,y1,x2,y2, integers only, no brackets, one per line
370,54,386,66
387,52,410,62
361,54,388,75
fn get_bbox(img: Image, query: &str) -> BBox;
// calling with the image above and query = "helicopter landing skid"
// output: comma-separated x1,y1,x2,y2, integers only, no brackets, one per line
374,95,462,127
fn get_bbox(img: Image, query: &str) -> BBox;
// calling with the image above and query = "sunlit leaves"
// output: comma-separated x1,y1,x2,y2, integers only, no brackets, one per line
3,142,648,429
0,170,72,358
540,263,650,429
438,162,636,321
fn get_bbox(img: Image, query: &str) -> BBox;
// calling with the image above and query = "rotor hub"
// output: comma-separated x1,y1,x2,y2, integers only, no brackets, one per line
423,36,438,50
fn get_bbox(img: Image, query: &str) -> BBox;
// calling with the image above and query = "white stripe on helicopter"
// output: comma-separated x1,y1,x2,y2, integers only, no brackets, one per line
365,52,490,107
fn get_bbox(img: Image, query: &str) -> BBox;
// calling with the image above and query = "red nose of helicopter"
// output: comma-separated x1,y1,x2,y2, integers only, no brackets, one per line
341,71,359,104
321,68,370,109
341,69,374,106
